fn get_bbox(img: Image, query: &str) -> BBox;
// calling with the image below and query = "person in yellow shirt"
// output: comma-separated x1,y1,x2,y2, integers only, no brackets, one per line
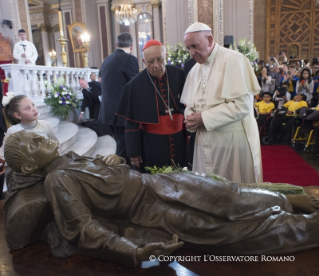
255,92,275,130
304,104,319,154
269,94,308,144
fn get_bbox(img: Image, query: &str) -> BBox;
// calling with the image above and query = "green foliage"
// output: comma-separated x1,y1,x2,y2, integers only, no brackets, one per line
145,166,174,175
239,183,305,195
166,42,190,68
44,77,79,118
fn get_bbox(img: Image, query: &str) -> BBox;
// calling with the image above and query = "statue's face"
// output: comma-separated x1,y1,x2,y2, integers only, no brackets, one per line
20,132,59,169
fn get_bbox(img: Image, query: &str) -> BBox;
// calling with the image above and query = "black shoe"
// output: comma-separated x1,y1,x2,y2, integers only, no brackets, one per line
0,193,5,200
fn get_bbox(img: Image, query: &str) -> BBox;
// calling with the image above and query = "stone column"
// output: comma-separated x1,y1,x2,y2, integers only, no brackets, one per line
111,7,121,43
129,22,138,58
151,1,161,41
17,0,32,41
40,24,51,66
212,0,224,46
52,24,63,67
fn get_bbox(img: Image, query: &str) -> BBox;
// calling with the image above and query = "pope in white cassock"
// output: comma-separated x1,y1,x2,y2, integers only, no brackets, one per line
181,22,262,183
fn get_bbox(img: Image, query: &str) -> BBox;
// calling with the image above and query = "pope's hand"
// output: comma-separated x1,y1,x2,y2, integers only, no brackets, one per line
97,154,122,166
136,234,184,262
21,53,26,58
184,113,203,131
25,60,31,64
130,156,142,167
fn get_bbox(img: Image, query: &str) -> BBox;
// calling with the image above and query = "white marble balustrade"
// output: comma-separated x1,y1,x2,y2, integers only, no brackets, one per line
0,63,99,102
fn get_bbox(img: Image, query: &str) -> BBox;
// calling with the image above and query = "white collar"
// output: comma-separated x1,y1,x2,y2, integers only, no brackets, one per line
204,43,219,65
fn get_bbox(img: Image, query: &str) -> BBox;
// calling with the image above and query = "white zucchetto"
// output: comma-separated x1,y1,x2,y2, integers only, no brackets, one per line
184,22,212,34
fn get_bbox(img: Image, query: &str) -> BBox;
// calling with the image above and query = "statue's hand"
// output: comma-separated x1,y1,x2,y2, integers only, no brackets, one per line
136,234,184,262
97,154,122,166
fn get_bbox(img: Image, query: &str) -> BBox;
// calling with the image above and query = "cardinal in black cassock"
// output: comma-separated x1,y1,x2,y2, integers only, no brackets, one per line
117,39,187,172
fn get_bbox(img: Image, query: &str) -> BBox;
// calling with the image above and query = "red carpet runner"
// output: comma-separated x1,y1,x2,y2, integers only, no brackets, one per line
261,145,319,186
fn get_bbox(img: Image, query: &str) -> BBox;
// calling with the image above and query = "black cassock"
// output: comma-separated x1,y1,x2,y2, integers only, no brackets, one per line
117,65,187,171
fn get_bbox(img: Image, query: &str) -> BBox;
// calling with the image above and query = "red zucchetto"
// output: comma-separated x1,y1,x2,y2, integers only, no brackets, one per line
142,39,163,51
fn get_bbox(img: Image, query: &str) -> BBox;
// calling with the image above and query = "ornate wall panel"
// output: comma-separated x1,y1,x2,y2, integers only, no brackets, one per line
197,0,213,29
254,0,266,60
188,0,197,25
18,0,30,40
266,0,319,61
74,0,83,22
9,0,19,42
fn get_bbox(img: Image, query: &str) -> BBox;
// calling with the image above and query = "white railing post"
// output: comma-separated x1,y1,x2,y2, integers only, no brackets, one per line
71,72,76,92
8,68,20,93
39,70,46,97
32,69,40,97
75,73,80,93
53,71,58,84
0,64,100,104
23,69,31,97
65,71,70,88
47,70,52,94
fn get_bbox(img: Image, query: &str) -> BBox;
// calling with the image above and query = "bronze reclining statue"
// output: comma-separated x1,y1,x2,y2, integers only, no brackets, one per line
4,131,319,266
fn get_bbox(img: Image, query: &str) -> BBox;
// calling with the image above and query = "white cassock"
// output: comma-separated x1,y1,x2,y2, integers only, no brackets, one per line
181,43,262,183
13,40,38,94
13,40,38,65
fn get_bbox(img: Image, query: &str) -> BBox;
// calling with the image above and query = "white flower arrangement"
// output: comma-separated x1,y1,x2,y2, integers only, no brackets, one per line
166,42,191,68
44,77,79,119
229,38,258,71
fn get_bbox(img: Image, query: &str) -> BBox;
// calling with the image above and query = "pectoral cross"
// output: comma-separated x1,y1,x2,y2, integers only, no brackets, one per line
165,108,174,121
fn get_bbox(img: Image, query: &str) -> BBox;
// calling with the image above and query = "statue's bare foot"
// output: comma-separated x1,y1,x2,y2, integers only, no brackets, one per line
286,195,319,214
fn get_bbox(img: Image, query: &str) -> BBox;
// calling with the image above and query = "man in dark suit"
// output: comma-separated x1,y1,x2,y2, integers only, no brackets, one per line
79,78,101,121
0,82,7,200
99,32,139,164
90,72,97,82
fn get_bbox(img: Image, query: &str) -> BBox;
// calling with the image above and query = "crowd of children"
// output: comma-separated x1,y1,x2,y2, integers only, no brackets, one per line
255,56,319,148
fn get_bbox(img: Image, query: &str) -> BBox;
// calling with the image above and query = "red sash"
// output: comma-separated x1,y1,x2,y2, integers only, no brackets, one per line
142,114,184,135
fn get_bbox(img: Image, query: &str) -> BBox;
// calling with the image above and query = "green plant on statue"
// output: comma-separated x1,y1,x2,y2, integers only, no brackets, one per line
44,77,79,121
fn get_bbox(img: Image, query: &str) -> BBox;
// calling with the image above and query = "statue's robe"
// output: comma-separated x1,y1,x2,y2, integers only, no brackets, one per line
5,152,319,266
